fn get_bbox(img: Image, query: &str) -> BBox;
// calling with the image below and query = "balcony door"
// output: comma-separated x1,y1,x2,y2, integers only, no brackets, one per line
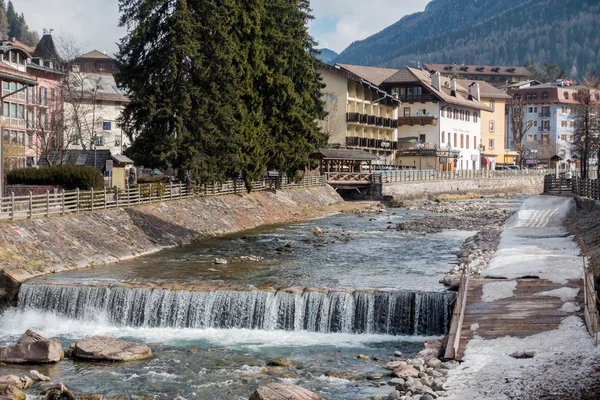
404,107,411,117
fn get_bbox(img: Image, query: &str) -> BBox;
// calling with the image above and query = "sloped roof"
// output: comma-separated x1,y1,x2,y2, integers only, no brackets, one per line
313,148,378,161
111,154,134,164
38,150,112,170
0,63,37,85
385,67,491,111
336,63,398,86
1,39,35,54
424,64,531,77
464,80,511,99
32,34,61,62
80,50,114,60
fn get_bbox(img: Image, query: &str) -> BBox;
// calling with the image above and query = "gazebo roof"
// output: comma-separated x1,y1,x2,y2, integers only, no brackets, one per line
550,154,563,161
312,148,378,161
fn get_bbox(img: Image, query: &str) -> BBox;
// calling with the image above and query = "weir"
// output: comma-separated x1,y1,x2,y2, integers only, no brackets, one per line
18,284,455,336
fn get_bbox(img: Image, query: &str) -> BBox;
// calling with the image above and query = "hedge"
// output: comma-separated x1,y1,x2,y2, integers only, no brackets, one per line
6,166,105,190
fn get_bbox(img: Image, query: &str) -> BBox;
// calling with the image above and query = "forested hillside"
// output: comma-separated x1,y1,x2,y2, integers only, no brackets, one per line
0,1,39,46
316,48,338,65
334,0,600,77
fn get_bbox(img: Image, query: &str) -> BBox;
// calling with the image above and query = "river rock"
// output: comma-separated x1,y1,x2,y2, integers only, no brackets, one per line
40,383,76,400
214,258,228,264
388,390,401,400
0,384,25,400
267,358,293,367
392,365,419,379
0,330,64,364
426,358,442,369
357,354,370,360
29,370,51,382
432,378,445,391
0,376,23,389
72,337,152,361
249,383,320,400
385,360,406,370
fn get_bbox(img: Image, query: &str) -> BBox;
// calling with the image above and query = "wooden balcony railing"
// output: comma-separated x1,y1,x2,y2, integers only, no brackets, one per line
398,116,438,126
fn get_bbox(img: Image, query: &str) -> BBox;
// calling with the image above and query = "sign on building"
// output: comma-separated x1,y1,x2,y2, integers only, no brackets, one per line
102,121,112,131
105,159,113,172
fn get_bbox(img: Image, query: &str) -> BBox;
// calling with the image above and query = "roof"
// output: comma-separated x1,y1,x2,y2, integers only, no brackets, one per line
67,72,129,102
336,63,398,86
38,150,112,170
79,50,114,60
385,67,491,111
0,64,37,85
424,64,531,77
464,80,511,99
111,154,134,164
0,39,35,54
313,148,379,161
501,80,542,89
32,34,61,62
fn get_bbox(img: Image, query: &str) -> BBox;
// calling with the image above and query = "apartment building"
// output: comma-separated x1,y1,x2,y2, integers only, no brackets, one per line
507,83,583,165
319,64,400,165
424,64,531,88
378,68,490,170
75,50,118,73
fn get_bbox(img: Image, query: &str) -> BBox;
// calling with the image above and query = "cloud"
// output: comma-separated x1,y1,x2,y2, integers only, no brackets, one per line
309,0,430,53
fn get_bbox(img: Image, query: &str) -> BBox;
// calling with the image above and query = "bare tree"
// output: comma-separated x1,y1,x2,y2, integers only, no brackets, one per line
33,93,72,166
509,95,534,168
320,92,340,140
572,77,600,179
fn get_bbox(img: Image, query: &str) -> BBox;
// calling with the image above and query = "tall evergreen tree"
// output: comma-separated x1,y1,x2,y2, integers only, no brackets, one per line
0,1,9,40
5,0,15,38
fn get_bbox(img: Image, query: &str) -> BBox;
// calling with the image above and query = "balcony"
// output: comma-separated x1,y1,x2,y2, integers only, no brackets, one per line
346,136,398,150
346,113,398,128
398,94,436,103
398,116,438,127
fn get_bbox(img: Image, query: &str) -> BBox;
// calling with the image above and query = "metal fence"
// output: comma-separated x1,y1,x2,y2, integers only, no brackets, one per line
0,175,325,222
373,168,549,184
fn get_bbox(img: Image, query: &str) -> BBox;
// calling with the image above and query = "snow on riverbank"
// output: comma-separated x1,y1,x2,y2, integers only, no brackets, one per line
443,196,598,399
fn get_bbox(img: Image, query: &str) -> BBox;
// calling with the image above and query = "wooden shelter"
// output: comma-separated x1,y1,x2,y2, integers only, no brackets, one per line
312,148,378,187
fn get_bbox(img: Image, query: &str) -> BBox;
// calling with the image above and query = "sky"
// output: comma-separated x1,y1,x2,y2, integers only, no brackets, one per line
15,0,430,57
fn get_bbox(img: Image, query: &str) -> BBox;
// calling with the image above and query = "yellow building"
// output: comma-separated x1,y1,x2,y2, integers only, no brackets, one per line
465,80,515,168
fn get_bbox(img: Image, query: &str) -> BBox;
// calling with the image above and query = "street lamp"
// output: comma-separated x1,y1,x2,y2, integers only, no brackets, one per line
0,116,7,196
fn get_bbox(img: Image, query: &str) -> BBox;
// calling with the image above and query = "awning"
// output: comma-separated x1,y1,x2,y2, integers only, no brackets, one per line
481,156,492,165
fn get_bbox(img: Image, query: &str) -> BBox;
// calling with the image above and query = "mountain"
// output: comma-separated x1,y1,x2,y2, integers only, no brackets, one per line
334,0,600,77
316,48,338,65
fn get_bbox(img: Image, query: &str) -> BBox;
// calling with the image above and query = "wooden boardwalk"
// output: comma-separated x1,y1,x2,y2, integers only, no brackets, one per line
455,278,583,360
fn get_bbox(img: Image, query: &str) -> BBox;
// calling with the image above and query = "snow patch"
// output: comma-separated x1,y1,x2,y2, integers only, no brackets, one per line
560,302,581,313
470,323,479,332
534,287,579,302
481,281,517,302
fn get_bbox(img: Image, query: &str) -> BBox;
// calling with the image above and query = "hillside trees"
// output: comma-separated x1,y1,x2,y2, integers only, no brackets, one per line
116,0,326,190
4,1,38,45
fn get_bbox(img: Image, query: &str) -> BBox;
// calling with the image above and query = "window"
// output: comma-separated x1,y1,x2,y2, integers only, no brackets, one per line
419,134,426,143
40,112,47,129
460,134,464,148
454,133,457,147
460,110,464,120
561,120,567,128
532,92,538,100
466,135,470,149
473,113,478,123
17,104,24,119
39,87,47,106
72,136,80,145
489,100,495,112
533,121,538,127
10,51,16,63
489,120,495,132
570,121,574,128
27,86,34,104
18,54,24,65
454,109,458,119
98,63,105,69
9,103,16,118
564,92,569,99
542,92,549,99
474,136,477,149
489,139,495,149
534,106,538,113
441,131,445,143
27,110,34,128
84,63,91,69
441,108,445,118
528,107,533,113
115,138,121,146
542,120,550,131
561,134,567,141
110,64,116,70
50,89,55,101
27,133,32,148
403,107,410,117
466,111,470,121
2,52,7,61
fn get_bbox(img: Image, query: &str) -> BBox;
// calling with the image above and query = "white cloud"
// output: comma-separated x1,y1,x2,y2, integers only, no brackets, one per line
309,0,430,53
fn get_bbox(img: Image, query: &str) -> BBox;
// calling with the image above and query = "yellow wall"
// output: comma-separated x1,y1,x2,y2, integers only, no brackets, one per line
112,168,126,189
480,97,508,164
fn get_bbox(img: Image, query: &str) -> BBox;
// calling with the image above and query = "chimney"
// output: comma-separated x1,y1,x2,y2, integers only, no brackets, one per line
470,82,481,101
450,78,457,96
431,71,441,91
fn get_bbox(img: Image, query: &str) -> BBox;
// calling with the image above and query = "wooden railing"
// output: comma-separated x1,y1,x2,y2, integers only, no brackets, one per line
0,175,326,222
325,172,372,183
444,263,471,360
578,236,599,345
571,177,600,199
397,116,438,126
375,169,548,184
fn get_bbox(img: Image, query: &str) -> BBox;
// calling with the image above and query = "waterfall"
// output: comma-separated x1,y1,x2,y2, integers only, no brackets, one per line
17,284,455,336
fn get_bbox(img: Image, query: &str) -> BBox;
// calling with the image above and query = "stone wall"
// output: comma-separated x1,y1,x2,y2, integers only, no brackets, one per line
380,176,545,200
0,186,342,304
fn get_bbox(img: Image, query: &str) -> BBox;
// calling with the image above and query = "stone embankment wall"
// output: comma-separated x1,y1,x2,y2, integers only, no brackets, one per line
565,196,600,276
380,175,544,200
0,186,342,303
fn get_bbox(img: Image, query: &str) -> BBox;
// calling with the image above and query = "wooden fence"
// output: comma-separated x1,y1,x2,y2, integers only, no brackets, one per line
0,175,325,222
374,169,548,184
571,177,600,199
578,236,600,344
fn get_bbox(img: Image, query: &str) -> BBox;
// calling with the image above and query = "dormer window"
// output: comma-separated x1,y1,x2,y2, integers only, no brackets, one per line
18,54,24,65
542,91,549,100
10,51,16,63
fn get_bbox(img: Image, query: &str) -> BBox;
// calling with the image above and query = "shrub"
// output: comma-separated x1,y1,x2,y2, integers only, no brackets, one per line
7,166,104,190
137,175,170,184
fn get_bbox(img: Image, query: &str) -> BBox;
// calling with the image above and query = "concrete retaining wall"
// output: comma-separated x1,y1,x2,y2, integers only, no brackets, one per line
381,176,545,199
0,186,342,303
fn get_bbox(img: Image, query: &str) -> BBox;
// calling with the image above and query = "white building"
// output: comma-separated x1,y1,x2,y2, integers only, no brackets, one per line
379,67,490,170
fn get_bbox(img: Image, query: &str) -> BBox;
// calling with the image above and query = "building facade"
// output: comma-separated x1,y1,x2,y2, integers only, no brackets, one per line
75,50,118,73
319,64,400,166
424,64,531,88
379,68,490,170
507,84,583,166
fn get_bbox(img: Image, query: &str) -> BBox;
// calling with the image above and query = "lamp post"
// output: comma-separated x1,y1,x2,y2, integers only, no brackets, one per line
0,117,7,197
530,149,538,169
416,142,424,170
381,139,390,165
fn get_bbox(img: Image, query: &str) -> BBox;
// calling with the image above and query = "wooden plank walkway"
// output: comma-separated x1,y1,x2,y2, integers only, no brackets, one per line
456,278,583,360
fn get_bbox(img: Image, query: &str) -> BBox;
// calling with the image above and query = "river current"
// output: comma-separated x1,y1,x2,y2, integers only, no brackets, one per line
0,206,480,399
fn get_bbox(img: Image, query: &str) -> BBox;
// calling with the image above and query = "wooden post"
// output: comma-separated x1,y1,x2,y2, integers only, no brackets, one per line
61,189,65,216
10,192,15,221
180,182,183,199
28,191,32,219
115,187,119,208
76,188,80,213
103,187,107,209
91,188,94,211
170,182,173,201
46,190,50,217
138,185,141,205
126,185,130,206
149,183,153,202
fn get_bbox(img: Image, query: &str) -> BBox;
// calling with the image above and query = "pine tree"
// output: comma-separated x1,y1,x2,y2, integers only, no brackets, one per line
5,0,15,39
0,1,9,40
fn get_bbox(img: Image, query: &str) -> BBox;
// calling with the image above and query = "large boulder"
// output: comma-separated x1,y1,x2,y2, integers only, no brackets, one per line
249,383,320,400
0,330,64,364
72,337,152,362
0,375,32,390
